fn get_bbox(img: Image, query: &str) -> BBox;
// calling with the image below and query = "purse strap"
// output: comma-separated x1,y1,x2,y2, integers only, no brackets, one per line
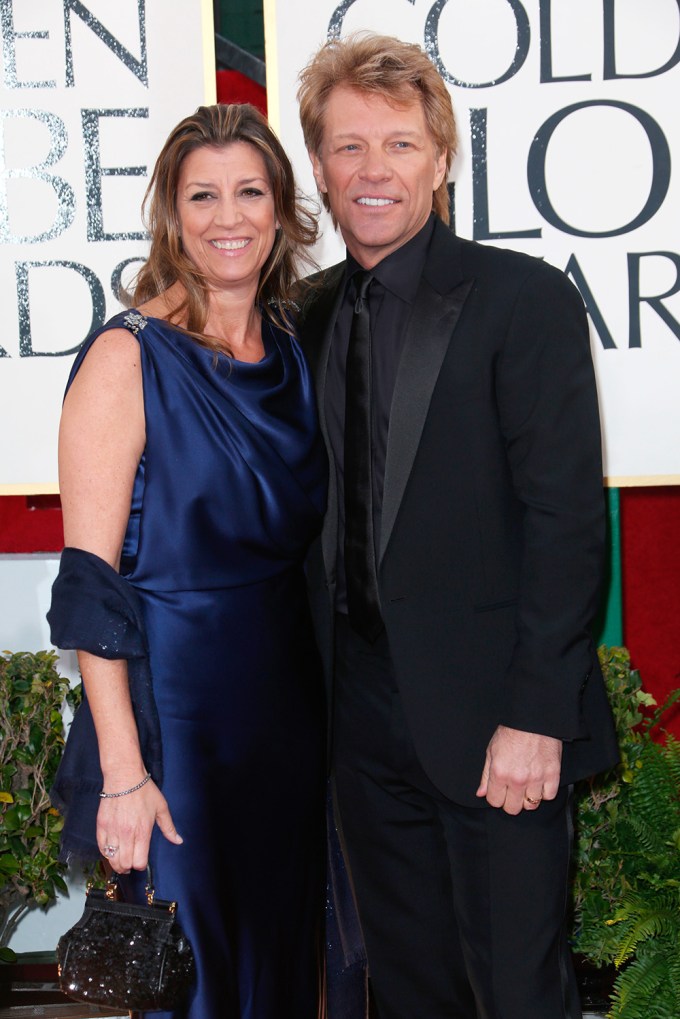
91,865,163,909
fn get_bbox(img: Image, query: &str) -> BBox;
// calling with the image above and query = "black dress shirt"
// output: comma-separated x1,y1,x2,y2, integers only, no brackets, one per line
326,215,436,611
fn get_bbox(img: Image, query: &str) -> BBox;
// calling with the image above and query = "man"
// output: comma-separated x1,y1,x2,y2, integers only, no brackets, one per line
297,33,618,1019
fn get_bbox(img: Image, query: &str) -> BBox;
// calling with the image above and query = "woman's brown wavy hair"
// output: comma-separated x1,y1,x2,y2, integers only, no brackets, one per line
130,103,318,342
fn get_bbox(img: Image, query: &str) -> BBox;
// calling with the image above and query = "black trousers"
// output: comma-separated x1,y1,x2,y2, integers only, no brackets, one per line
333,615,582,1019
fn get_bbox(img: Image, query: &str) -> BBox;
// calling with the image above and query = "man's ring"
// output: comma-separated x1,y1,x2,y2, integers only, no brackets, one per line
103,844,119,858
525,795,542,805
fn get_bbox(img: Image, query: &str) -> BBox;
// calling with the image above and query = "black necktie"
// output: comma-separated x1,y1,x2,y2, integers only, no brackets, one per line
344,271,384,642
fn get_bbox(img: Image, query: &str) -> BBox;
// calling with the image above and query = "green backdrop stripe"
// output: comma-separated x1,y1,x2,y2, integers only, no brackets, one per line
595,488,623,646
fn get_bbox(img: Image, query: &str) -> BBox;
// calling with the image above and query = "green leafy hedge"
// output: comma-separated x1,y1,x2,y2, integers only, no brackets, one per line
0,650,81,962
572,646,680,1019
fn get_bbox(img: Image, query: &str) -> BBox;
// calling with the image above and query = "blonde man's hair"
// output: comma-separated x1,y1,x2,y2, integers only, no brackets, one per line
298,33,456,225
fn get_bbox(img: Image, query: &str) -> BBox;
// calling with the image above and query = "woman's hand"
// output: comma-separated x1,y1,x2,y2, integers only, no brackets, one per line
97,777,183,873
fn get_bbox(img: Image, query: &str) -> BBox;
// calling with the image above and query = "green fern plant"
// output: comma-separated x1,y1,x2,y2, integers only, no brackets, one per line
0,651,81,963
572,646,680,1019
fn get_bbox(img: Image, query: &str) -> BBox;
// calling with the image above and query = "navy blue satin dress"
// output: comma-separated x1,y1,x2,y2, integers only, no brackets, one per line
71,311,327,1019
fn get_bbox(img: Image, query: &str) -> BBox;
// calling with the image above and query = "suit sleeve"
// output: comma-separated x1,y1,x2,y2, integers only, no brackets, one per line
495,262,605,740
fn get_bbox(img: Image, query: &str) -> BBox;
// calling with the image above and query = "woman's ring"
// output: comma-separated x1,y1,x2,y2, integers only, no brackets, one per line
524,795,542,805
102,844,119,858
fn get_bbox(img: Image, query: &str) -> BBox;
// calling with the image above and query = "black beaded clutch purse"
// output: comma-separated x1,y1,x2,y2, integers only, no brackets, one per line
57,869,195,1012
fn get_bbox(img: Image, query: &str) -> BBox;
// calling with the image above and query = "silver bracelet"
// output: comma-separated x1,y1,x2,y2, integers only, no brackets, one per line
99,772,151,799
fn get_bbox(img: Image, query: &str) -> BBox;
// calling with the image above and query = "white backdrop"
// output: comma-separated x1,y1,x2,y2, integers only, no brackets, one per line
265,0,680,484
0,0,215,492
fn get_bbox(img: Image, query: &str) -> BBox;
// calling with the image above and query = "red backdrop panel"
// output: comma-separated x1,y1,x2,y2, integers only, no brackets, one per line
621,487,680,737
4,488,679,742
0,496,64,553
216,70,267,114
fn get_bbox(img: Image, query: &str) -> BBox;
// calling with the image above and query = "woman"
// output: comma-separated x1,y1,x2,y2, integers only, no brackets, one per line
48,104,327,1019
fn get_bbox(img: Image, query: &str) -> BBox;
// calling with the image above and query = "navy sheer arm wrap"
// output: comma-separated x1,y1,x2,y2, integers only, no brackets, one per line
47,546,163,860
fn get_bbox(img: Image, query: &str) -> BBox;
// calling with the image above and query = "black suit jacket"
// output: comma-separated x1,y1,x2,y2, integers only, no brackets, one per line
298,220,619,806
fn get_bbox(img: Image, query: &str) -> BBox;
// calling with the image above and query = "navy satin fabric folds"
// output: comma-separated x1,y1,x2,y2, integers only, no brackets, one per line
48,547,161,860
48,311,328,1018
103,311,328,591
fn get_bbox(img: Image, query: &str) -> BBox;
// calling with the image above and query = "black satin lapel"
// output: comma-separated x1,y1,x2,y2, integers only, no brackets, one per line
300,271,345,589
379,277,474,563
300,272,344,401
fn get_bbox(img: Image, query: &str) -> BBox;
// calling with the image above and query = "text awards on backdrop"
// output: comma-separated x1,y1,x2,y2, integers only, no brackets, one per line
269,0,680,482
0,0,212,489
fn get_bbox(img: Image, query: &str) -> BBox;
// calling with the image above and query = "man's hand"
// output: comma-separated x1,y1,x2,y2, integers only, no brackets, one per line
476,725,562,814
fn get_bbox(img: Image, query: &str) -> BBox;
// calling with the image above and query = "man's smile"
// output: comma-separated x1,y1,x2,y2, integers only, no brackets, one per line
356,197,398,207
